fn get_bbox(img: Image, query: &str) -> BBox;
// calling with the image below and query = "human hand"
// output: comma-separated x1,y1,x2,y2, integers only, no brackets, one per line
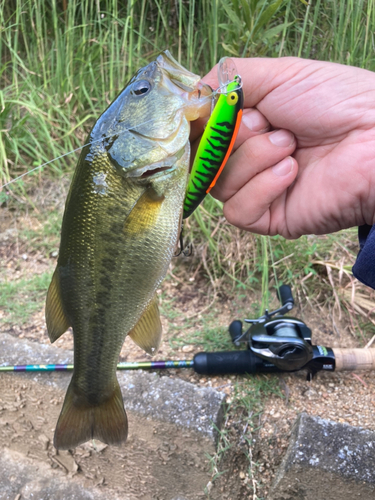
191,57,375,238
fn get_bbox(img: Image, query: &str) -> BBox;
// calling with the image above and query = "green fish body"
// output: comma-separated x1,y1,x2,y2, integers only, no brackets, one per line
45,51,211,449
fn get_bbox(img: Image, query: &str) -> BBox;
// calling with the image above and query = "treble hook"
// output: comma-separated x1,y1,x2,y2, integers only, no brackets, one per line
174,223,193,257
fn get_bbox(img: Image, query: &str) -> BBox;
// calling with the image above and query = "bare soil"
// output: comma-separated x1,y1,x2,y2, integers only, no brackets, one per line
1,183,374,499
0,373,214,500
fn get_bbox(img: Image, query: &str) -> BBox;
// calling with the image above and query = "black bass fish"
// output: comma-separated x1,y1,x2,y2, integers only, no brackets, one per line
45,51,212,449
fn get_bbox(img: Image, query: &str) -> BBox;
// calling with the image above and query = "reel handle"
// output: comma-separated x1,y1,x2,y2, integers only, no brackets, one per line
277,285,294,308
333,348,375,371
229,320,243,345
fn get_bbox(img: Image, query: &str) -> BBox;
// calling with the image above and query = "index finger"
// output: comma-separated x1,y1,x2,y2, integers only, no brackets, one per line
202,57,375,137
202,57,305,109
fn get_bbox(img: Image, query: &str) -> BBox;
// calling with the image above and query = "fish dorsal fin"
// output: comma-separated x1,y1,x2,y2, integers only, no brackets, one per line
128,295,162,355
45,270,70,343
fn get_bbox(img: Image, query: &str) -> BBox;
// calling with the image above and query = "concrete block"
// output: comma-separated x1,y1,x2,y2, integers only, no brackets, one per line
270,412,375,500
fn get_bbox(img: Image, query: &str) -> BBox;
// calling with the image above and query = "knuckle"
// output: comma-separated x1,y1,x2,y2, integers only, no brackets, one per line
223,202,243,228
241,137,265,165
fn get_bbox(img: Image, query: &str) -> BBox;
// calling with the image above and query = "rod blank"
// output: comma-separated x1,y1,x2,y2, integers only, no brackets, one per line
0,360,194,372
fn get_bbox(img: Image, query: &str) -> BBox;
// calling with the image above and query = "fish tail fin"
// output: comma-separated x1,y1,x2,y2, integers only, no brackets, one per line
54,379,128,450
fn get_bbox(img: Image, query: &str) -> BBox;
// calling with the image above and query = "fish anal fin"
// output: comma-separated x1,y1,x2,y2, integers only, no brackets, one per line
128,295,162,356
54,378,128,450
45,270,70,343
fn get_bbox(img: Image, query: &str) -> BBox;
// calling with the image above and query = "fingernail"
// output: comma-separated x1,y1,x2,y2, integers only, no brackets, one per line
242,110,269,132
269,129,294,147
272,157,293,176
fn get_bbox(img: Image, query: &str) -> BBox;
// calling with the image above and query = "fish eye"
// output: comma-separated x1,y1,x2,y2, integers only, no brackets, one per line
227,91,238,106
131,80,152,96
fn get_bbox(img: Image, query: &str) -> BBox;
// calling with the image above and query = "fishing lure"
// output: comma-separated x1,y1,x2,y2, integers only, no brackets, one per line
183,58,244,219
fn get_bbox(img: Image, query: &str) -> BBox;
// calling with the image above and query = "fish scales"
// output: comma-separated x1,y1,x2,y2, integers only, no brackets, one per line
45,51,212,449
61,145,183,399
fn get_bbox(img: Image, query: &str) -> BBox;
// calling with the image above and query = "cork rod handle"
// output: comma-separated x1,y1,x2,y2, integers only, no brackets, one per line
333,348,375,371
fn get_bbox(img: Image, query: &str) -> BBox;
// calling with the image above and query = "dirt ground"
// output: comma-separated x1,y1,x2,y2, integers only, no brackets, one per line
0,372,216,500
1,186,375,499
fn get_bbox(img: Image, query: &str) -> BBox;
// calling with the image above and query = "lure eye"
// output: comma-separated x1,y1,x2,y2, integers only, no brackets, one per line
227,91,238,106
131,80,152,96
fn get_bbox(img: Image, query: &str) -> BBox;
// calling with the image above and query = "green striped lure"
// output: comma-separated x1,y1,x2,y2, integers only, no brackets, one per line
183,58,244,219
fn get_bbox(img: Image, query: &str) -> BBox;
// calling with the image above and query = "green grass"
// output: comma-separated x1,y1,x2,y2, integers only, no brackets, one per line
0,271,51,325
2,0,374,188
18,211,62,257
206,373,284,498
171,324,234,352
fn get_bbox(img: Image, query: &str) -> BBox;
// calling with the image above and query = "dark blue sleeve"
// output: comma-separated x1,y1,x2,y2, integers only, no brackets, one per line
352,224,375,289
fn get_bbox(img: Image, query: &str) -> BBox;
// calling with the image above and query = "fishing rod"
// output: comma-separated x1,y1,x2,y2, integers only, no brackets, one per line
0,360,194,373
194,285,375,379
2,286,375,377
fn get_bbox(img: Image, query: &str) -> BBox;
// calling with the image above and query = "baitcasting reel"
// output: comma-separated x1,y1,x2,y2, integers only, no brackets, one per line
193,285,336,377
229,285,314,372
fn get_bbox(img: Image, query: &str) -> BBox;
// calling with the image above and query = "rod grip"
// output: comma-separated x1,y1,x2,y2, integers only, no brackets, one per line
193,350,280,375
333,348,375,371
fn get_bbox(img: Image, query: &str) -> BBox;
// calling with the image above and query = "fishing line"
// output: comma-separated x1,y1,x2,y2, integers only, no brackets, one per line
268,236,281,293
0,115,166,190
1,144,93,190
0,78,240,192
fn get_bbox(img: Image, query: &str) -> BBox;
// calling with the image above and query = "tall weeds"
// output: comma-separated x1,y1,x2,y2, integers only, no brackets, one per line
1,0,375,307
2,0,374,185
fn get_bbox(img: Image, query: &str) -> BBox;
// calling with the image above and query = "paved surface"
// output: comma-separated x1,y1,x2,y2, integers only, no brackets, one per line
270,412,375,500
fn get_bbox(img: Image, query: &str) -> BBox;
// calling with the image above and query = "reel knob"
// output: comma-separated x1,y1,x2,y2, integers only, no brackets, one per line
229,320,243,346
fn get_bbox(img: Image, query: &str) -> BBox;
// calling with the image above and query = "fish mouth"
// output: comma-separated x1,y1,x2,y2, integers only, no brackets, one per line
126,149,185,179
139,165,172,179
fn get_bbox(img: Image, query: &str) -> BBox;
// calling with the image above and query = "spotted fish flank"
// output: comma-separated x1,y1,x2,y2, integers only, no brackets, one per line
45,51,212,450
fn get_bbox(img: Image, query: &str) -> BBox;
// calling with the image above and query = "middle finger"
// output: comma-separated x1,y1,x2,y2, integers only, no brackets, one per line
211,129,296,202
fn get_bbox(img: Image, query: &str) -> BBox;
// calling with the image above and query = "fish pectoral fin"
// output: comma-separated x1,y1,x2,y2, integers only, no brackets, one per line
54,378,128,450
45,270,71,343
128,295,162,356
123,187,165,236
